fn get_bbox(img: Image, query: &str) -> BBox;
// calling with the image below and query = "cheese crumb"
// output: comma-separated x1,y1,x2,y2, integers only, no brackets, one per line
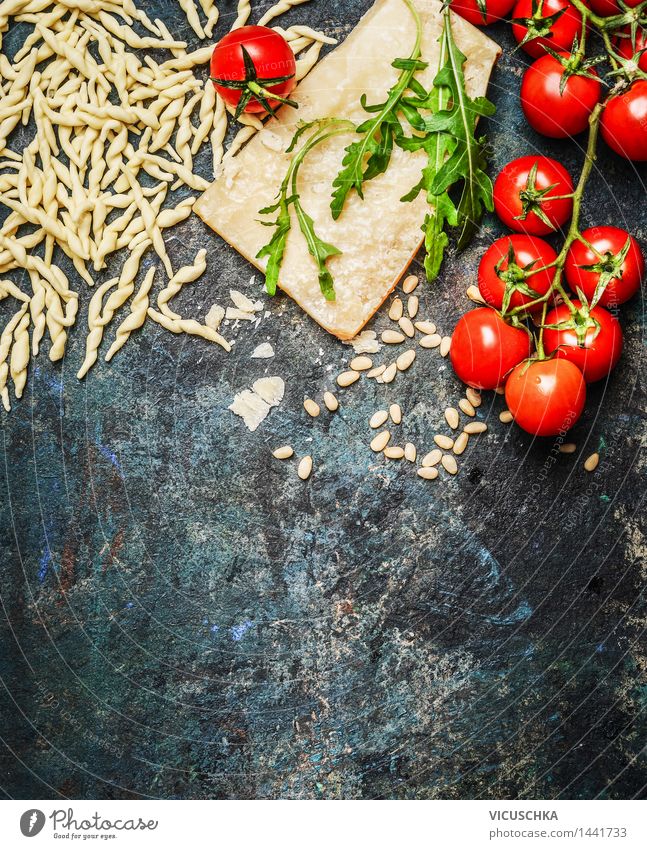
205,304,225,331
252,377,284,407
346,330,381,355
251,343,275,359
228,390,271,432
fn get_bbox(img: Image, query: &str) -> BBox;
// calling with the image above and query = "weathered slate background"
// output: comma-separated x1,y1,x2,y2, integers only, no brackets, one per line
1,0,646,800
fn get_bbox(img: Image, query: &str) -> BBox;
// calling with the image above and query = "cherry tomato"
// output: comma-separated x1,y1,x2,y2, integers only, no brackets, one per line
210,26,297,117
588,0,642,13
520,53,601,138
450,0,516,25
505,358,586,436
450,308,533,390
614,27,647,73
511,0,584,59
478,235,558,313
543,300,623,383
600,81,647,162
564,226,645,307
493,156,574,236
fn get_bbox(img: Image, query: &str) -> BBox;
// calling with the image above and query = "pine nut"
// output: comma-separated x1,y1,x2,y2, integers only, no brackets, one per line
404,442,417,462
388,298,404,321
304,398,320,417
464,422,487,435
420,333,441,349
407,295,419,318
440,336,451,357
351,355,373,371
337,370,360,387
465,387,482,407
323,391,338,412
402,274,418,294
389,403,402,425
459,398,476,417
445,407,460,430
273,446,294,460
559,443,577,454
417,466,439,480
422,449,442,467
499,410,513,423
370,410,389,429
415,321,436,334
584,452,600,472
298,455,313,480
467,284,485,304
382,329,405,344
367,365,386,378
382,363,397,383
384,446,405,459
441,454,458,475
398,316,415,338
453,432,469,455
396,349,416,371
495,387,505,395
434,434,454,450
370,430,391,452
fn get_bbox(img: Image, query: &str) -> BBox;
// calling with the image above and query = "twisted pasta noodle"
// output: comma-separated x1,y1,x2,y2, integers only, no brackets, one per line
157,248,207,320
76,277,118,379
191,79,216,156
210,92,228,175
105,264,156,362
121,167,172,276
0,301,28,410
28,271,46,356
147,308,231,352
295,40,325,81
149,96,185,152
0,278,29,302
10,309,30,398
199,0,219,38
258,0,312,26
159,45,212,71
177,0,205,39
232,0,251,30
175,91,201,171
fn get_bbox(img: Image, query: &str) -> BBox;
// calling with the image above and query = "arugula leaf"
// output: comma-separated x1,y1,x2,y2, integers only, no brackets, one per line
294,203,341,301
256,189,292,297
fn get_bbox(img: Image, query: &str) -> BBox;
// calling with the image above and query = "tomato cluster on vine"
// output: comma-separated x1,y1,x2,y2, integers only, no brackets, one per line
448,0,646,437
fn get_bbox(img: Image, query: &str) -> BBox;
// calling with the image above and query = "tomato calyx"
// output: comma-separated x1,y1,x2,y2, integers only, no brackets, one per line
542,295,601,346
495,240,544,315
576,235,632,305
542,41,606,94
512,0,568,49
514,161,564,230
211,45,298,119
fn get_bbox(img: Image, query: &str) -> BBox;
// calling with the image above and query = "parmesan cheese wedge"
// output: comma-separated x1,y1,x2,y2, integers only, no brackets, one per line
194,0,501,340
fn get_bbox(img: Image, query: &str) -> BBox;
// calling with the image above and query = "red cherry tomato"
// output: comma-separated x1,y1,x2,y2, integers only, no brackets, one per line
614,27,647,73
210,26,297,116
520,53,601,138
543,300,623,383
511,0,584,59
450,0,516,25
600,81,647,162
450,308,533,390
493,156,574,236
478,235,558,313
505,358,586,436
564,227,645,307
589,0,642,13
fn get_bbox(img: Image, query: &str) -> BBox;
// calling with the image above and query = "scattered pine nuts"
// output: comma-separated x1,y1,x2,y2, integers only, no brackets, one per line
398,316,415,338
415,321,436,335
389,403,402,425
420,333,442,349
499,410,513,424
323,391,339,412
458,398,476,417
337,370,360,387
404,442,417,462
440,336,451,357
304,398,321,417
382,329,405,344
441,454,458,475
465,387,482,408
384,446,405,459
351,355,373,371
370,410,389,429
370,430,391,452
273,446,294,460
388,298,404,321
422,449,442,467
298,456,313,480
495,387,505,396
403,274,418,294
367,364,386,378
464,422,487,435
467,284,485,304
434,434,454,450
453,432,469,455
445,407,460,430
407,296,419,319
382,363,397,383
584,452,600,472
417,466,439,480
396,349,416,371
559,443,577,454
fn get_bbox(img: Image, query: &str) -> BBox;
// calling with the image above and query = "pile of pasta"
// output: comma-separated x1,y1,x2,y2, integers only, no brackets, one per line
0,0,334,410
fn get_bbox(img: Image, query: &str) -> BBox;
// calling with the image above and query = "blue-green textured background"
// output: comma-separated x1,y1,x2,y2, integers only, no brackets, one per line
1,0,646,799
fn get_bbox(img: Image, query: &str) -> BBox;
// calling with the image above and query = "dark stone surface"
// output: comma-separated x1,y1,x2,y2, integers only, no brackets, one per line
1,1,646,801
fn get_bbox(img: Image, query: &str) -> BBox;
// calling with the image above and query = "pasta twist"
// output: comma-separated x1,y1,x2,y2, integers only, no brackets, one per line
157,248,207,320
105,265,156,362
